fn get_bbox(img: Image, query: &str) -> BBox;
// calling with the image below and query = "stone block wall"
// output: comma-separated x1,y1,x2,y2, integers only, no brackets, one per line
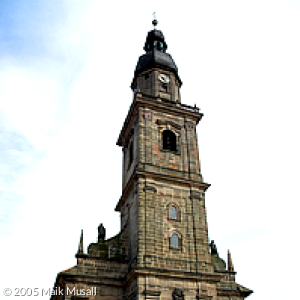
136,106,202,182
132,178,213,273
134,69,181,103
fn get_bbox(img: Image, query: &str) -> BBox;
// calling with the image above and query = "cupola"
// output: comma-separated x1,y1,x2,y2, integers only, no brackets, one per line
131,19,182,92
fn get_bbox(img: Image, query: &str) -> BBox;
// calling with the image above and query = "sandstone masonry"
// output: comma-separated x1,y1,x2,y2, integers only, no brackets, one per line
51,21,253,300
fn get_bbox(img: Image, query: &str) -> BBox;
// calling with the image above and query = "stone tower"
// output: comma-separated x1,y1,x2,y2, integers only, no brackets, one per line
51,20,253,300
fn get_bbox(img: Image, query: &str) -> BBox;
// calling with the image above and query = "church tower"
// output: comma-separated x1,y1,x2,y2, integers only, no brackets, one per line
51,20,253,300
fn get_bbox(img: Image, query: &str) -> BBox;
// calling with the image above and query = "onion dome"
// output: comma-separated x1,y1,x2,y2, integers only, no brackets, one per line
133,21,182,86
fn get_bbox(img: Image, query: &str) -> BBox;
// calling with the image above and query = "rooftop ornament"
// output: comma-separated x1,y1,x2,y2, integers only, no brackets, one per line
152,12,158,28
98,223,106,241
210,240,218,255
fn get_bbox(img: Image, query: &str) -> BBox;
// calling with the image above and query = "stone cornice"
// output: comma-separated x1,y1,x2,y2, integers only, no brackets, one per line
59,273,124,286
121,266,223,290
136,169,210,190
134,266,222,283
115,168,210,211
117,93,203,147
216,288,253,298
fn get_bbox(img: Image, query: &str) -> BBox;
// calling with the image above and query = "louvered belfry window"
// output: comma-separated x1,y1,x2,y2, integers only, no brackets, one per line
163,130,176,151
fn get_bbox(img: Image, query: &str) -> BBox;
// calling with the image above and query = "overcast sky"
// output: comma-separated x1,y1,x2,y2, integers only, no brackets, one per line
0,1,300,299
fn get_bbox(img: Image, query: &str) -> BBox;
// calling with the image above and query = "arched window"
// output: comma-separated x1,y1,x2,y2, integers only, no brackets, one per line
171,233,180,248
170,205,178,220
163,130,176,151
160,83,168,92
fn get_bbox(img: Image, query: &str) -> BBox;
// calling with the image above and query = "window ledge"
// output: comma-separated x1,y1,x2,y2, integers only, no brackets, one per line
160,148,180,155
169,246,182,251
167,217,181,222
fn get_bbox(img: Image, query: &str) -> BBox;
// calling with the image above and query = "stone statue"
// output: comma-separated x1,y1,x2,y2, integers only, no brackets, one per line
172,288,184,300
98,223,106,241
210,240,218,255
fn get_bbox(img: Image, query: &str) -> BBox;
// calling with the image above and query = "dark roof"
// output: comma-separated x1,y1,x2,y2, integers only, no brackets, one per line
133,28,181,85
135,50,178,75
143,29,167,52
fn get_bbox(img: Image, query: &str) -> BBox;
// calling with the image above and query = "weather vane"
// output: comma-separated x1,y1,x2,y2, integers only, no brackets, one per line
152,12,158,28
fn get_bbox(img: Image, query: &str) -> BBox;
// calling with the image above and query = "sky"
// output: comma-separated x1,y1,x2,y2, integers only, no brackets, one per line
0,0,300,299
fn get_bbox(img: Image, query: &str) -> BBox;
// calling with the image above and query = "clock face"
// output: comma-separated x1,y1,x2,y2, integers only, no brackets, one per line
158,74,170,83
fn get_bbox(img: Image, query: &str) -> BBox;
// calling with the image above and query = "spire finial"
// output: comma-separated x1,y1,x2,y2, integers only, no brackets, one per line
228,250,234,272
77,229,84,255
152,12,158,28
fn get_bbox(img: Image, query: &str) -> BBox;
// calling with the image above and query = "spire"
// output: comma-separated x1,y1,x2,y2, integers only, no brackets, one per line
228,250,234,272
152,12,158,28
77,229,84,255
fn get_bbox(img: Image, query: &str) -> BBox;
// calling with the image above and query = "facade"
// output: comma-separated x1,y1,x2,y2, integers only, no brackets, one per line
51,21,253,300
